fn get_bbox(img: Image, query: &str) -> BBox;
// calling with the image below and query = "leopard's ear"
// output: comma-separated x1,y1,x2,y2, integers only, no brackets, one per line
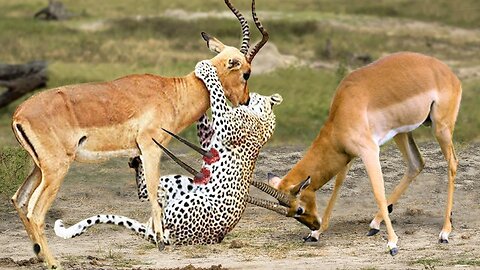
270,94,283,106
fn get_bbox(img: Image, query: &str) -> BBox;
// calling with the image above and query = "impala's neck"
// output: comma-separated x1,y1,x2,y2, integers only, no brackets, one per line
173,72,211,132
279,122,351,192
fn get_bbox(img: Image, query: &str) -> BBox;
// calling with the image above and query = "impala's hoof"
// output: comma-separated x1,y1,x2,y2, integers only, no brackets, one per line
155,232,165,251
389,247,399,256
367,228,380,236
157,241,166,251
439,231,449,244
33,243,41,255
303,235,318,242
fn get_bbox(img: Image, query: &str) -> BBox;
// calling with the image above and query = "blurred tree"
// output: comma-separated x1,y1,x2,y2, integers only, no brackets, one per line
34,0,71,21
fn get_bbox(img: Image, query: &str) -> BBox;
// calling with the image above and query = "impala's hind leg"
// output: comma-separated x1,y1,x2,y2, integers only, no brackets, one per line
430,85,461,243
11,165,42,259
12,165,42,211
435,130,457,243
368,132,424,236
28,160,70,269
12,154,70,269
432,121,458,242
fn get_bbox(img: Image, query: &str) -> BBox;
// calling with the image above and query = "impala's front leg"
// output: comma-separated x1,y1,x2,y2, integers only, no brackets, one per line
361,147,399,256
137,136,165,249
307,162,352,241
367,133,425,236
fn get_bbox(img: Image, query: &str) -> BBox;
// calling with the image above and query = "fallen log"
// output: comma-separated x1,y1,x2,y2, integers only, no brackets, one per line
0,61,48,108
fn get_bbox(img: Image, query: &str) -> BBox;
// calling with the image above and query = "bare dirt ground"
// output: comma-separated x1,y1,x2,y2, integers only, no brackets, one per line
1,142,479,270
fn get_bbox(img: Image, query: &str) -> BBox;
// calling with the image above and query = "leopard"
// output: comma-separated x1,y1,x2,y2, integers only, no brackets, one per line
54,60,283,245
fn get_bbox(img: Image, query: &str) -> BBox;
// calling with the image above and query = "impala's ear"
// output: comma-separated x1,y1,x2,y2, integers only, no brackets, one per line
227,58,242,70
267,172,282,189
290,176,311,196
201,32,225,54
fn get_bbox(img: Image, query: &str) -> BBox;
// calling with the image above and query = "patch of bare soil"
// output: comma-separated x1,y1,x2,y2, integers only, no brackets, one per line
250,43,299,74
1,143,479,269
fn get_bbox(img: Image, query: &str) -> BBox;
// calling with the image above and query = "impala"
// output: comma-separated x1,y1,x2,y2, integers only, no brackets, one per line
250,52,461,255
10,0,269,268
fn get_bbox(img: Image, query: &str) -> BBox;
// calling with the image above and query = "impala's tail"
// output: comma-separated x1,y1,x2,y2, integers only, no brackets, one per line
54,215,156,244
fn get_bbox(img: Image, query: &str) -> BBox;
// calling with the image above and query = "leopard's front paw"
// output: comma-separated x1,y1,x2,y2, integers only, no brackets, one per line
195,60,215,80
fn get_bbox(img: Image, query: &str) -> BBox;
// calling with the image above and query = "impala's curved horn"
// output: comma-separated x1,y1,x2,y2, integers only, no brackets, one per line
246,0,269,63
225,0,250,55
251,180,291,206
246,195,289,216
161,128,213,158
152,138,204,180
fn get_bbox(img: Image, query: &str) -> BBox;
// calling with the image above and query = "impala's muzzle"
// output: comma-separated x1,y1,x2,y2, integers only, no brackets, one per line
241,96,251,106
294,215,321,231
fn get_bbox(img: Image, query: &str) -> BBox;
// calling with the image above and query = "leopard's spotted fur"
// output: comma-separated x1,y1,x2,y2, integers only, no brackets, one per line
54,60,282,245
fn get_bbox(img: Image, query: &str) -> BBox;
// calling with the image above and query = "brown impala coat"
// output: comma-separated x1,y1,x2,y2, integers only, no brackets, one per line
11,47,251,268
14,73,209,161
9,0,272,263
259,52,461,256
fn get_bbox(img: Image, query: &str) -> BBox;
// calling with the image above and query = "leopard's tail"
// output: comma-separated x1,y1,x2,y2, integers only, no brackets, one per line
54,215,156,244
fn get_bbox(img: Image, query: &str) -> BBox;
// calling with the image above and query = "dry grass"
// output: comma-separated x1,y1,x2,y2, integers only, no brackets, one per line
1,2,479,144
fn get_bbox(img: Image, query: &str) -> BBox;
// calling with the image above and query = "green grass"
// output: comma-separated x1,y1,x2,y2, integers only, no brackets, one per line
451,259,480,266
455,79,480,141
250,67,338,143
2,0,479,28
413,258,442,269
0,0,479,185
0,146,31,200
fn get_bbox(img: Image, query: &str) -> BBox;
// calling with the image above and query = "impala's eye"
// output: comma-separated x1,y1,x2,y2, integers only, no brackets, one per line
296,207,304,215
243,72,250,81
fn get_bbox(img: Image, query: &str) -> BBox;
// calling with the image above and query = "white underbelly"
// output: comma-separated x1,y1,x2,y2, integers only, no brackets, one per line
374,122,423,146
368,89,437,146
74,121,141,163
75,148,140,163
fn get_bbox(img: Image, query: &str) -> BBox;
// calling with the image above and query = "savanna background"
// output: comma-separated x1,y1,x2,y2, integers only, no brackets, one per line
0,0,479,269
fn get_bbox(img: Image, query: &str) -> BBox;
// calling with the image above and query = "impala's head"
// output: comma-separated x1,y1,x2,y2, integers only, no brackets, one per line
250,174,321,231
201,0,269,106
